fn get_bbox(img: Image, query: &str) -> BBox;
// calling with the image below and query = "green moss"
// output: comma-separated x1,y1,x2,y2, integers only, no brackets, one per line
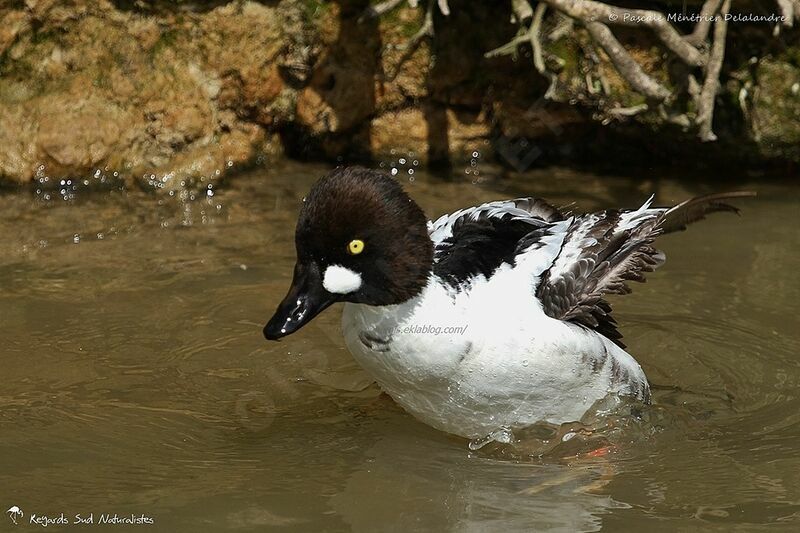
302,0,328,21
375,3,420,38
92,70,112,90
779,47,800,69
752,60,800,158
549,38,578,75
0,28,58,80
29,28,62,46
0,79,33,104
150,28,180,59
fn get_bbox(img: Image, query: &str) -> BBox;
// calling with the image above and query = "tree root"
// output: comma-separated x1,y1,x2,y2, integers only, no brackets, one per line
359,0,405,22
686,0,723,46
481,0,758,140
372,0,788,142
379,0,437,82
541,0,705,67
695,0,731,142
585,20,671,101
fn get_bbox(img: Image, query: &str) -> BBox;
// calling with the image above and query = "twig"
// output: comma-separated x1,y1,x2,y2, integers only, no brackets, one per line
585,21,671,100
512,0,534,22
531,3,560,98
585,72,599,94
485,1,560,99
359,0,404,22
402,0,434,50
776,0,795,27
484,0,535,59
608,103,649,117
686,0,723,46
696,0,730,141
531,3,547,75
548,13,574,42
541,0,705,67
658,106,692,128
738,84,752,130
384,0,435,81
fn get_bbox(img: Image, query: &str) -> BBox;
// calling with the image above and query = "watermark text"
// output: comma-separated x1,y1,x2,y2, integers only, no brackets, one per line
391,324,469,336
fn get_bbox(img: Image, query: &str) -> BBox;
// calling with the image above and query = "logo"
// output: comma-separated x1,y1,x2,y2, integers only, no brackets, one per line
7,506,23,525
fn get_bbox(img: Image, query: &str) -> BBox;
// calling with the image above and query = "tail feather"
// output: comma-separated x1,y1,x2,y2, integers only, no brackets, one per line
660,191,756,234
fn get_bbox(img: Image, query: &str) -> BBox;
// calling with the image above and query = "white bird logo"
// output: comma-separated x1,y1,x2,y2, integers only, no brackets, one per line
6,506,23,525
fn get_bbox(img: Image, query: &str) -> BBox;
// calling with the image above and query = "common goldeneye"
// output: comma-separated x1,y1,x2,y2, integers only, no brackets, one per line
264,167,753,439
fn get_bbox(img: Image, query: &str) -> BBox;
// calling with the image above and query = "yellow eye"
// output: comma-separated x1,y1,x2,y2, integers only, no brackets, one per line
347,239,365,255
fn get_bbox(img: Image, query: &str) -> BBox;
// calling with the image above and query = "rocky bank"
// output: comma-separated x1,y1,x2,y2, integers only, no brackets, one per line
0,0,798,189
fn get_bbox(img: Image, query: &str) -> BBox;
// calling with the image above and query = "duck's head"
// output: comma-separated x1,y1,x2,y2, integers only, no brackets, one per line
264,167,433,340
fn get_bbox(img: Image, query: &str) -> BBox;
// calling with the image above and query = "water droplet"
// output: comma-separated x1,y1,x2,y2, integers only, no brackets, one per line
468,427,515,450
522,360,528,367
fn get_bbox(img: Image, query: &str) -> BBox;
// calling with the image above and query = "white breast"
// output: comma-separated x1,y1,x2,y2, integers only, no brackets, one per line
341,268,649,439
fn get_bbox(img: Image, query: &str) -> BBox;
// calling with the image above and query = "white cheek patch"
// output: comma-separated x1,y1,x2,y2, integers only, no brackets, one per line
323,265,362,294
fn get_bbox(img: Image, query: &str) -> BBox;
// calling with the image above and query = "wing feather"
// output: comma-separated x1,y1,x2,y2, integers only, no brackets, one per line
429,197,564,245
660,191,756,234
430,197,565,287
535,192,753,347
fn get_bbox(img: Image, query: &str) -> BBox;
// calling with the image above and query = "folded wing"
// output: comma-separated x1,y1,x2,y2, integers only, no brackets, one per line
430,198,565,287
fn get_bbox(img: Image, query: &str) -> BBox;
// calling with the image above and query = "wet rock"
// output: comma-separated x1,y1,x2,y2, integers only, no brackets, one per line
296,2,380,137
0,0,298,188
37,98,125,172
0,10,29,55
0,105,38,183
371,108,428,157
371,107,491,163
2,0,800,186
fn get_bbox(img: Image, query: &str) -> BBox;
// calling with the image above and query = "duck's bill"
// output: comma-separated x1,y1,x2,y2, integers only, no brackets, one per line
263,262,335,340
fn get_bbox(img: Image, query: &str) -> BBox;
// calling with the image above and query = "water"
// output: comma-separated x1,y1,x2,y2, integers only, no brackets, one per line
1,161,798,531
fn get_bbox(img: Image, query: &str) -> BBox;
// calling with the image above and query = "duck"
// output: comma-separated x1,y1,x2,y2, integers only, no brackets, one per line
263,166,753,439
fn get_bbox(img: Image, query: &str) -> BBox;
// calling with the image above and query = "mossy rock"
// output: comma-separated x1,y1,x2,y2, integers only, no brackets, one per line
752,59,800,160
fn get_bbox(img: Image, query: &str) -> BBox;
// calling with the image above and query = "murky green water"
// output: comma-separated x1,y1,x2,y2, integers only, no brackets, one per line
1,161,798,531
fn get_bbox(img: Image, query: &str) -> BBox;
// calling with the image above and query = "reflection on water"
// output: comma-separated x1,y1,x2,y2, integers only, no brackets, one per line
1,161,799,531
